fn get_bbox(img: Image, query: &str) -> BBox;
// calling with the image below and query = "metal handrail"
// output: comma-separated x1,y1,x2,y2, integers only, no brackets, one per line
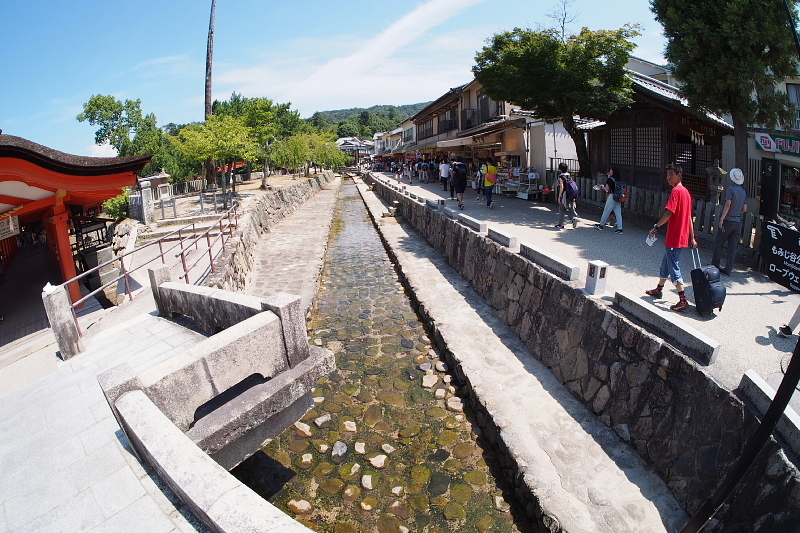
60,204,239,333
176,204,238,283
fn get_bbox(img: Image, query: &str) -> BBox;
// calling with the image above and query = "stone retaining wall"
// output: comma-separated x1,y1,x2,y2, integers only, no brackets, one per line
366,173,800,532
203,171,336,292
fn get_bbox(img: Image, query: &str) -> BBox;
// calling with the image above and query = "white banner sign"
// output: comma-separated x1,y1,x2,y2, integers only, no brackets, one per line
0,216,20,241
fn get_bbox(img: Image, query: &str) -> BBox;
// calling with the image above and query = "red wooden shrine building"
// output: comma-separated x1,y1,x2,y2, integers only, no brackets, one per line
0,135,150,303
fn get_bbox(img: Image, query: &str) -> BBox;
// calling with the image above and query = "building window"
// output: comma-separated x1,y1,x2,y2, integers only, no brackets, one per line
787,84,800,131
635,126,661,168
610,127,632,166
403,128,413,142
419,119,434,139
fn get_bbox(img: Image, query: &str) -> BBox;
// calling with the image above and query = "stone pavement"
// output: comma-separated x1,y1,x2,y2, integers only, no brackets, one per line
356,178,688,531
394,175,799,396
0,180,342,532
245,177,341,310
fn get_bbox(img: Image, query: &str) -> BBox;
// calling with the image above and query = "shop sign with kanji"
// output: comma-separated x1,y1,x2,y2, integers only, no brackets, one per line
761,221,800,292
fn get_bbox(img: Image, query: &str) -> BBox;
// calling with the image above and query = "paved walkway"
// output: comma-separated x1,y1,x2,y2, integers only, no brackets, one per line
391,174,798,395
0,179,342,533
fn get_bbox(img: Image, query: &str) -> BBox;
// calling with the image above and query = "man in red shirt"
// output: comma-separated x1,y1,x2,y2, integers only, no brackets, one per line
645,164,697,311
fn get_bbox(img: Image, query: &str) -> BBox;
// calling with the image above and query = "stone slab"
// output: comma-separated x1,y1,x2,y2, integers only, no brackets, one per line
614,290,721,365
520,242,581,281
740,369,800,458
457,214,487,234
487,227,519,252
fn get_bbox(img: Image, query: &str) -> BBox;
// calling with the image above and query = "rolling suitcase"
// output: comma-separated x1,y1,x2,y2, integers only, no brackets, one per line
690,248,726,316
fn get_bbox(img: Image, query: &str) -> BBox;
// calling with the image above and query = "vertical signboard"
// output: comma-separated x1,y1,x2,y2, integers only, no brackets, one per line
760,220,800,293
0,216,20,241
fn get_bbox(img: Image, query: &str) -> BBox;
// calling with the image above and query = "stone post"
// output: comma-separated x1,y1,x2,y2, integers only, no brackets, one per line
263,292,309,367
42,283,84,359
140,181,155,224
585,260,609,295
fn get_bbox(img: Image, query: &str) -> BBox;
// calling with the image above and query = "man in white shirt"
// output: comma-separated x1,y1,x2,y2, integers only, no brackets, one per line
439,160,451,192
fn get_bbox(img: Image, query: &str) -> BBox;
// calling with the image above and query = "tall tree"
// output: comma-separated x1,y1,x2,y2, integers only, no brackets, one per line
651,0,799,172
473,26,639,177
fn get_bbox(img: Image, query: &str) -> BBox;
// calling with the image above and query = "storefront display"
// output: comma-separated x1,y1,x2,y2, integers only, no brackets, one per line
780,164,800,220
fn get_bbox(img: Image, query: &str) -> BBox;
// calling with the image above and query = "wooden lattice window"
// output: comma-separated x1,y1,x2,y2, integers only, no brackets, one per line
635,127,661,168
610,127,631,166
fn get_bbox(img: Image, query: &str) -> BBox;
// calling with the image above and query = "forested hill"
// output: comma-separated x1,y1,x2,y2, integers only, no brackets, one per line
313,102,431,124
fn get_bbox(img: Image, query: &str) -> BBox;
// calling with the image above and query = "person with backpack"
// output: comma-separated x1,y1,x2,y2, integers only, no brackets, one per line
594,167,624,234
451,156,469,209
555,162,579,229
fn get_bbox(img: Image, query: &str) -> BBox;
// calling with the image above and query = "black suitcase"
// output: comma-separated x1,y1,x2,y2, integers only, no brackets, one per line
690,248,726,315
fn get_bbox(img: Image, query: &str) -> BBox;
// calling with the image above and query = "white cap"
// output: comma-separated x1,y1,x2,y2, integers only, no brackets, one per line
729,168,744,185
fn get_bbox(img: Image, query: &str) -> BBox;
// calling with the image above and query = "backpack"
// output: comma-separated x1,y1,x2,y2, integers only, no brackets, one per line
563,174,579,200
613,181,629,203
452,162,467,181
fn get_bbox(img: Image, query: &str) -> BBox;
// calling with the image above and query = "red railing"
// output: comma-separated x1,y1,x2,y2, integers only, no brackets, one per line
61,204,238,334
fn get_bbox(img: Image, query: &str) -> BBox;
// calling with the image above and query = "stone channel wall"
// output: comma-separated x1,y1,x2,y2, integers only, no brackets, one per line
366,174,800,532
203,171,335,292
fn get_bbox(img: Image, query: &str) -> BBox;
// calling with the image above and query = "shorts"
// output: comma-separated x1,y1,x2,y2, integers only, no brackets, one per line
659,247,684,285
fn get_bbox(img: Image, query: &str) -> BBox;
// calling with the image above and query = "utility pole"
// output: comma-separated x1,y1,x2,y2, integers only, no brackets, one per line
204,0,217,191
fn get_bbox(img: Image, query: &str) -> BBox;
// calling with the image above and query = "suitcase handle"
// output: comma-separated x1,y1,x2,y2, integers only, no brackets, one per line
691,247,702,270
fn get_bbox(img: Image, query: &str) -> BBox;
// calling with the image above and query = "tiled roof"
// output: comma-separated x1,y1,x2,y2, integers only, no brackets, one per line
0,134,151,172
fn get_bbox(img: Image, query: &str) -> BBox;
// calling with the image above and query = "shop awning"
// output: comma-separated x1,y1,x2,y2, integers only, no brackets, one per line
436,137,474,148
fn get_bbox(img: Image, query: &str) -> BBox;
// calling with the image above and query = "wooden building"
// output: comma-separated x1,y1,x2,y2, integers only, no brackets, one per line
586,71,733,199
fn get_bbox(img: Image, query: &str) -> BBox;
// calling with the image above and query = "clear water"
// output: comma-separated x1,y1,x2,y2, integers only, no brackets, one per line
233,183,525,533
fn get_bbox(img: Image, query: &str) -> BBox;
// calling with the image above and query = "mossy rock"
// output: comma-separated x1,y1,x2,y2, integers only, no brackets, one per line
342,484,362,502
376,392,405,406
464,470,488,485
443,417,462,429
450,483,472,504
476,515,495,532
363,405,383,426
301,409,318,422
409,389,428,403
338,462,362,481
373,420,392,432
443,501,466,520
425,407,448,418
376,514,403,533
443,458,463,472
398,422,423,438
288,439,309,453
341,384,360,395
437,430,458,446
323,402,344,413
431,495,449,507
393,379,411,392
357,390,374,403
387,500,411,520
319,478,345,494
410,465,431,485
311,439,329,453
313,462,335,477
327,431,342,444
409,494,430,511
452,443,477,459
378,378,393,389
274,451,292,468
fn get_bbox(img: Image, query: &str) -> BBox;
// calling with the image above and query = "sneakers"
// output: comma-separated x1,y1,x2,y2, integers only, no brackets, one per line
459,204,464,210
614,229,623,234
670,298,689,312
594,224,603,230
645,287,663,298
489,202,495,209
554,224,564,229
572,218,578,229
779,325,793,338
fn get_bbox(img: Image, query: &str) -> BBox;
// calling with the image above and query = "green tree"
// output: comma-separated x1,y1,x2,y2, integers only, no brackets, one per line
169,115,259,197
337,121,361,138
651,0,799,171
308,133,347,170
473,25,639,177
270,135,311,175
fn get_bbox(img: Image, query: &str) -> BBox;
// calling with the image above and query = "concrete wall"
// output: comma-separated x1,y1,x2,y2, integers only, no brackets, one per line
367,173,800,532
203,171,336,292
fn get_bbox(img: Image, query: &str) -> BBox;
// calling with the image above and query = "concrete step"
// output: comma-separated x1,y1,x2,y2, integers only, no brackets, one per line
0,328,56,370
153,213,225,228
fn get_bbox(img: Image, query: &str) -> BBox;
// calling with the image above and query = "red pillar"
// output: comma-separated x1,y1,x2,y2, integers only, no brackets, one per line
45,208,81,305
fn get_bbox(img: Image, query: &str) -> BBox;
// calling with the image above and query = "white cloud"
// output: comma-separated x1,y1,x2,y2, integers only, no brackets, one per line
214,0,488,115
88,143,118,157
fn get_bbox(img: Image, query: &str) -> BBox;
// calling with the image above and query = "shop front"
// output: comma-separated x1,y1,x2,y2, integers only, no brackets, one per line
754,131,800,222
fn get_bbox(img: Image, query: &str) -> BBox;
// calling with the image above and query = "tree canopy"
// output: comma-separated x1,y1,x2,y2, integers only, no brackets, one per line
473,25,639,177
651,0,800,170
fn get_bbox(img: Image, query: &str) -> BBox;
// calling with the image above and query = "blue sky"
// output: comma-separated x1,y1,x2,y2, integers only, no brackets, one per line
0,0,667,157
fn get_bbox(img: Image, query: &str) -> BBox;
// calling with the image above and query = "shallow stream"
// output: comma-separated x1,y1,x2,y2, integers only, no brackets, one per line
234,183,524,533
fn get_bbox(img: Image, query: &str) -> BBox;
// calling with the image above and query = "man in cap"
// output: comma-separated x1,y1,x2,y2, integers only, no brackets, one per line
711,167,748,276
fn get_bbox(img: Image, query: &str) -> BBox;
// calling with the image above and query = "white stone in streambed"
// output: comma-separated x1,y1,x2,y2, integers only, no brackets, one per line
435,361,447,372
287,499,313,514
382,443,396,454
294,422,312,437
362,474,374,490
332,440,348,460
344,420,357,432
355,442,366,454
314,413,331,427
422,375,438,388
434,388,446,399
391,486,404,496
447,397,463,412
368,454,388,468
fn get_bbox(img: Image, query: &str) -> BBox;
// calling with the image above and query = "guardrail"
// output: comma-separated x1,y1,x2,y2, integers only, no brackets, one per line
45,204,239,358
